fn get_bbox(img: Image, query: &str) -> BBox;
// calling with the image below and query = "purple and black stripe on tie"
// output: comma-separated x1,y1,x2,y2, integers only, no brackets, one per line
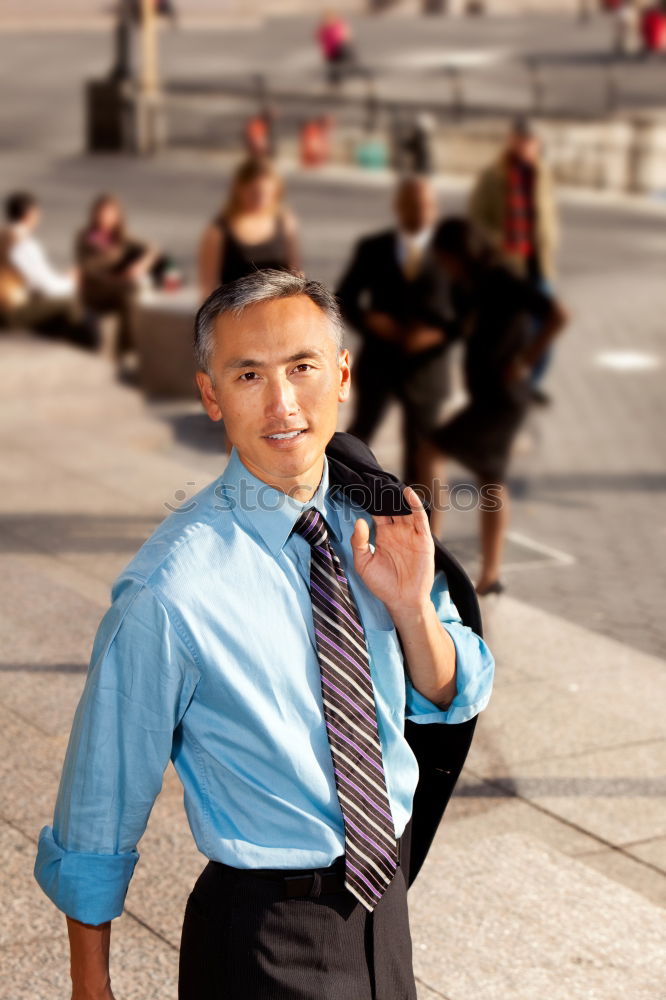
292,507,399,911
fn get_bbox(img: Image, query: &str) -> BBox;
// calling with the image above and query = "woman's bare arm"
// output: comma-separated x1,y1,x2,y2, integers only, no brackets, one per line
197,223,224,301
67,915,115,1000
282,209,303,275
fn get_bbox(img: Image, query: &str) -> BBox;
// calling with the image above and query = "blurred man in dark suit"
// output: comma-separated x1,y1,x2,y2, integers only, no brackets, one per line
335,175,454,500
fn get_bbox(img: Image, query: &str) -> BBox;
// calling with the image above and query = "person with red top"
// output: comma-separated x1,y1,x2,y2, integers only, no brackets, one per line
316,11,360,86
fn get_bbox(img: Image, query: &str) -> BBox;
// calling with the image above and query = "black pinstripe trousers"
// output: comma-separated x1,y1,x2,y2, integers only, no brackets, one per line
178,840,417,1000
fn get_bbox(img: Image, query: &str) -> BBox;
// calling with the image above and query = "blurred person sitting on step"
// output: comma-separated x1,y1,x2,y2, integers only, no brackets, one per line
0,191,93,348
336,173,456,495
75,193,165,369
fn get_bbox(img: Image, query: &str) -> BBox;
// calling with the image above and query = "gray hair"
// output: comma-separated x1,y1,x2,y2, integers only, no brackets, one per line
194,269,345,377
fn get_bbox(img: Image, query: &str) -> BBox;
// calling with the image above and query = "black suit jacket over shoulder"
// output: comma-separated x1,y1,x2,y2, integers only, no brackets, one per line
325,431,484,888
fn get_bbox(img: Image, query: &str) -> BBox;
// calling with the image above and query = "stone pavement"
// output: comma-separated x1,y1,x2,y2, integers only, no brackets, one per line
1,334,664,999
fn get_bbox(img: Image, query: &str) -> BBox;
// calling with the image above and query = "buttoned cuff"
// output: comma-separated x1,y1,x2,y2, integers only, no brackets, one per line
34,825,139,926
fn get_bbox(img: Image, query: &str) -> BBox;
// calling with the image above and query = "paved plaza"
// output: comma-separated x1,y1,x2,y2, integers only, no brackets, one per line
1,12,665,1000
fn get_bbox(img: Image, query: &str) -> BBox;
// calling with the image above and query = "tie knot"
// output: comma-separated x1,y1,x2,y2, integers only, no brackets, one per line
292,507,329,549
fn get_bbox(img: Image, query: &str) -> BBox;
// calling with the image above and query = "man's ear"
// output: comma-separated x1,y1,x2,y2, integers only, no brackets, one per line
337,348,352,403
196,371,223,422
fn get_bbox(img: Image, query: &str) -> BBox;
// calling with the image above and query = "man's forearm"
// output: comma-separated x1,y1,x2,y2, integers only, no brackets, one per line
66,915,114,1000
390,602,457,709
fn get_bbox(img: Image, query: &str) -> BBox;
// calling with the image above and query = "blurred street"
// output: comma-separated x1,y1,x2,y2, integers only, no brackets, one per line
3,12,666,156
1,6,665,1000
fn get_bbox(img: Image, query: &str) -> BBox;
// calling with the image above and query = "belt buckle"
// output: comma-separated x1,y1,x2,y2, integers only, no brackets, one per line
283,873,311,899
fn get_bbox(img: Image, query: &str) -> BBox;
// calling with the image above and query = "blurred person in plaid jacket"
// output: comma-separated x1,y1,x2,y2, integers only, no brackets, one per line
469,117,561,406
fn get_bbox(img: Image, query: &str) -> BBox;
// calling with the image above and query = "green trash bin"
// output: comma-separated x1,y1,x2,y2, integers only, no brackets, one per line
354,136,388,170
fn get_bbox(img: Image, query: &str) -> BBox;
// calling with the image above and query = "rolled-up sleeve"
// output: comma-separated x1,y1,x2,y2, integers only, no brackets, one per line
34,578,199,925
405,569,494,725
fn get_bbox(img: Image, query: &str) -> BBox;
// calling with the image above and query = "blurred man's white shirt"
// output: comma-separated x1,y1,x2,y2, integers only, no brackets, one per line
8,223,75,298
396,226,433,275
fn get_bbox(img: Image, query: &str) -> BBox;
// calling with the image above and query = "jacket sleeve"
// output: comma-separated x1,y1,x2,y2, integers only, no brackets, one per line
33,579,200,926
335,238,372,338
405,569,494,725
539,165,560,258
469,165,504,249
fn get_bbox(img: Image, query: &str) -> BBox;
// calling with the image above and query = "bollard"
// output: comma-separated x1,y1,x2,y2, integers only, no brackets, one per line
526,58,545,114
364,72,380,134
446,66,464,122
605,61,619,113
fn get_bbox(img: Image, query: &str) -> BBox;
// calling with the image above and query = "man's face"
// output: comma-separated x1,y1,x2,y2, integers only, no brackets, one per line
395,179,437,235
196,295,351,497
508,134,539,165
24,206,41,231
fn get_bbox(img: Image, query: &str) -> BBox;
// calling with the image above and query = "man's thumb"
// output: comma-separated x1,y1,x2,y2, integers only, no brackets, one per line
351,517,371,556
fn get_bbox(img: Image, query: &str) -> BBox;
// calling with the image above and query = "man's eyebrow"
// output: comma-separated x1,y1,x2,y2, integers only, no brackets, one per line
224,348,328,370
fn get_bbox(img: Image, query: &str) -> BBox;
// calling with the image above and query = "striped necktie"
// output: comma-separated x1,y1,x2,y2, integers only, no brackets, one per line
292,506,399,911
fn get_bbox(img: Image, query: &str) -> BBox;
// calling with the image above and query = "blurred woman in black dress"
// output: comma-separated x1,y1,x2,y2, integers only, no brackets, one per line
197,157,301,301
427,218,568,596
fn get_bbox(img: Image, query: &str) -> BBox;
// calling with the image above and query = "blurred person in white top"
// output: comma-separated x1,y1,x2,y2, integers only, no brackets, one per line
0,191,92,346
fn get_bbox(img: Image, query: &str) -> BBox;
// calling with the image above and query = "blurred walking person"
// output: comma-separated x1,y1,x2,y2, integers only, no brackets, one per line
316,10,361,87
425,219,567,595
198,157,301,302
336,175,454,491
393,114,436,175
245,105,278,159
0,191,92,347
469,117,560,405
75,193,162,365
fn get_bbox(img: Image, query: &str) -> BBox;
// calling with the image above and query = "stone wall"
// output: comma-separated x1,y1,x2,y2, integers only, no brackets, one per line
328,113,666,194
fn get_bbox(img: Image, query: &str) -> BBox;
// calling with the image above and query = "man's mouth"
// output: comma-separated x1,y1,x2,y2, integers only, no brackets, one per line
264,429,308,440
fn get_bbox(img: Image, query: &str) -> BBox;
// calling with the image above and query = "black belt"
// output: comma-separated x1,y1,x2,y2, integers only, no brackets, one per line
283,869,347,899
209,857,346,898
210,839,402,900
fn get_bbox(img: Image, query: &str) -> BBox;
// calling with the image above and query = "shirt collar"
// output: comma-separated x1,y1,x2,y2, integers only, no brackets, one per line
397,226,433,252
219,446,342,556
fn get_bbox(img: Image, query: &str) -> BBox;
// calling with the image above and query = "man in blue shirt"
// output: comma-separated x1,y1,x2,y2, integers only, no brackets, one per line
34,269,494,1000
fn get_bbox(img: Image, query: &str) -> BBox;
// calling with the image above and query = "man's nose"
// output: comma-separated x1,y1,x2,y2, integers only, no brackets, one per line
265,376,299,419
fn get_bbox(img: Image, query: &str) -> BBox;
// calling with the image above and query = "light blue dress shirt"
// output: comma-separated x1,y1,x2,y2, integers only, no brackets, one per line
34,446,494,926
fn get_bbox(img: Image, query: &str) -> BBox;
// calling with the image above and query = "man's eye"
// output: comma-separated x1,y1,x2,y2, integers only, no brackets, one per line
239,371,259,382
292,364,313,373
